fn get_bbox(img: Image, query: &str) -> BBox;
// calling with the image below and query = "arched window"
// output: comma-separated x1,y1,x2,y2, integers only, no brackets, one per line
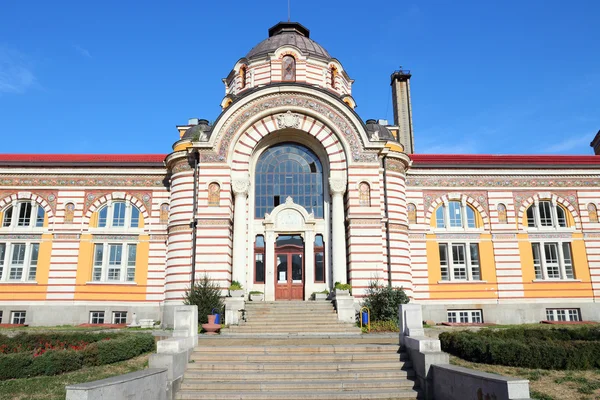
588,203,598,223
240,65,247,88
497,203,507,224
64,202,75,224
526,200,567,228
208,183,220,207
254,235,265,283
255,143,323,218
159,203,169,225
407,203,417,224
282,55,296,82
2,201,45,228
330,65,338,89
435,200,477,229
358,182,370,206
314,234,325,283
97,201,141,229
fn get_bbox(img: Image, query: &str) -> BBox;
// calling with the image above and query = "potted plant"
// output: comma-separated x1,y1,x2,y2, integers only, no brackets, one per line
314,289,329,300
334,282,351,296
249,291,264,301
229,280,244,297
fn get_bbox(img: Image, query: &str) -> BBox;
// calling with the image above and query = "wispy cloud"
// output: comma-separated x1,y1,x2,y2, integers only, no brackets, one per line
541,134,590,154
73,44,92,58
0,46,36,94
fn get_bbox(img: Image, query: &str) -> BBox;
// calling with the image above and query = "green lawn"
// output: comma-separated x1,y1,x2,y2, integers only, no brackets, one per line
0,354,150,400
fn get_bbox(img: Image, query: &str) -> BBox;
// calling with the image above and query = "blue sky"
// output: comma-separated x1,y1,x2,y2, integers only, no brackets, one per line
1,0,598,155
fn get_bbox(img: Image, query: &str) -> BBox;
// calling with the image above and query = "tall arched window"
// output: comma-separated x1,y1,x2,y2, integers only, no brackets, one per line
240,65,247,88
407,203,417,224
255,143,323,218
358,182,370,206
497,203,507,224
282,55,296,82
330,65,338,89
435,200,476,229
588,203,598,223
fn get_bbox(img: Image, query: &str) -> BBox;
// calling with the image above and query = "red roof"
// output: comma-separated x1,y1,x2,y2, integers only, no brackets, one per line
0,154,166,165
410,154,600,167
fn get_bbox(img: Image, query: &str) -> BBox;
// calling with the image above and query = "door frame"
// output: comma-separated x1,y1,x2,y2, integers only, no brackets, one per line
274,241,305,301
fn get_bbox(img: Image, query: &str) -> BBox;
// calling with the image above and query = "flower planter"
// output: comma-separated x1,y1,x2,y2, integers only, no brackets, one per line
201,314,221,335
334,289,350,296
250,293,264,301
315,293,328,301
229,289,244,297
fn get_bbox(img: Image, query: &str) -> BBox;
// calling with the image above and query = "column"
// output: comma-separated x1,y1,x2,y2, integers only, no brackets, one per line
264,230,275,301
329,177,347,285
304,230,315,300
232,178,250,289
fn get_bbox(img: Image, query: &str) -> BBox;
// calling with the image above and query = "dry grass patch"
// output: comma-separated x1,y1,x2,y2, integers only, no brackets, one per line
0,353,149,400
451,355,600,400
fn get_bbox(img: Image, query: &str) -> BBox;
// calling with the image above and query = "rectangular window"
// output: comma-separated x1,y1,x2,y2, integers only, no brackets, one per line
27,243,39,281
546,308,581,322
112,203,126,227
315,252,325,283
90,311,105,324
0,243,5,279
254,235,265,283
107,244,122,281
436,207,445,229
562,243,574,279
9,243,26,280
532,243,543,279
11,311,26,325
439,244,449,281
98,207,108,228
35,207,45,227
130,207,140,228
447,309,483,324
126,244,137,282
470,243,480,280
113,311,127,324
0,311,2,324
539,201,553,227
93,244,103,281
452,244,467,280
544,243,560,278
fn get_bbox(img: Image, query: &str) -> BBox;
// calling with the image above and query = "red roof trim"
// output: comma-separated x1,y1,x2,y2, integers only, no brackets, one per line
0,154,166,164
410,154,600,166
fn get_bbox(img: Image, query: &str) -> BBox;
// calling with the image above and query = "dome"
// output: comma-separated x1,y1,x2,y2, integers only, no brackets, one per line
182,119,212,141
365,119,396,141
246,22,331,60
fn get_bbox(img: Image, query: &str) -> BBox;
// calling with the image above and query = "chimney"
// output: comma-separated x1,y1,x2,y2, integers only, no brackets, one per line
188,118,199,126
590,130,600,155
390,69,414,154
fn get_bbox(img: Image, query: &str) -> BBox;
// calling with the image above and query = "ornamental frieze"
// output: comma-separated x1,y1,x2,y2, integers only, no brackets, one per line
385,158,405,173
0,189,58,214
53,234,81,240
171,159,193,173
435,233,482,240
211,93,377,163
491,233,517,240
0,175,166,188
528,232,574,240
407,175,600,188
92,234,138,241
83,190,153,216
0,234,43,240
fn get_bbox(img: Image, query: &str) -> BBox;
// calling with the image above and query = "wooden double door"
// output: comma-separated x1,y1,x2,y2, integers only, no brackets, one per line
275,235,304,300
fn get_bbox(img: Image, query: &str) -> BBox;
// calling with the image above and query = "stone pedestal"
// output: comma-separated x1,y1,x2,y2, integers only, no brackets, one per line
225,297,245,325
334,294,355,323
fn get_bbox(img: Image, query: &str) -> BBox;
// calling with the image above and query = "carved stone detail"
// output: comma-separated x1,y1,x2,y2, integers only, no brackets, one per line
232,179,250,196
329,177,347,194
276,111,300,129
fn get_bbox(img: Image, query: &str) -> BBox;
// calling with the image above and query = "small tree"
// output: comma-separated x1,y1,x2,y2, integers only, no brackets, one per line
183,275,224,324
362,280,409,323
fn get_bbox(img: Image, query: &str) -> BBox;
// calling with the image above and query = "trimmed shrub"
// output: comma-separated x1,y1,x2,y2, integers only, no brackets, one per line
361,281,409,323
184,274,225,324
0,332,125,354
0,334,155,380
440,329,600,370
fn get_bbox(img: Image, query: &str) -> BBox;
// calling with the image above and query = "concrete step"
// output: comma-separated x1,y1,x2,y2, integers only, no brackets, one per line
180,378,418,391
190,353,409,363
227,325,358,331
182,368,414,381
193,344,405,355
185,360,410,371
195,335,399,346
176,389,422,399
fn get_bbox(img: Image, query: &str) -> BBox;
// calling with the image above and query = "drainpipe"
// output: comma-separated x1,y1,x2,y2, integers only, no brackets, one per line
382,155,392,287
189,149,200,284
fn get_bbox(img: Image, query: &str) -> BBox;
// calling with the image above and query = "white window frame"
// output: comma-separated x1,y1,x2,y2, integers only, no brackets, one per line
0,241,40,282
0,310,3,323
91,242,137,283
97,201,141,229
447,310,483,324
439,242,481,281
2,201,45,230
531,241,575,280
11,310,26,324
546,308,581,322
526,199,569,230
435,199,477,230
90,311,105,324
113,311,128,324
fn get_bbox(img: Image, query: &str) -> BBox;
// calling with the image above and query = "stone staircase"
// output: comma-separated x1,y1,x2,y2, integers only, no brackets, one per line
222,301,361,335
175,301,422,399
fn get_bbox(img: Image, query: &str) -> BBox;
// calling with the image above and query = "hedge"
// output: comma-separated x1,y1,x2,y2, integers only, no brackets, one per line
0,334,155,380
0,332,126,354
440,328,600,370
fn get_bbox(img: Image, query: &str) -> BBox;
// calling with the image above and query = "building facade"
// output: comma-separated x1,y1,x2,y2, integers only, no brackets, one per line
1,22,599,326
